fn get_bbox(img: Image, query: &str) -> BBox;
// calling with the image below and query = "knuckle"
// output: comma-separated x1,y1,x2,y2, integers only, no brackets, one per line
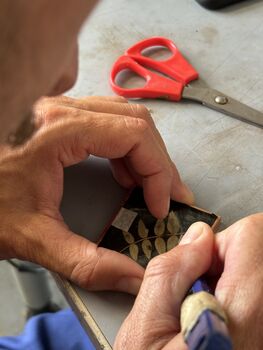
43,105,60,121
37,104,65,124
136,103,149,115
236,214,263,234
125,116,149,134
228,213,263,248
45,105,81,124
146,252,180,279
69,244,99,289
132,104,152,119
118,96,128,103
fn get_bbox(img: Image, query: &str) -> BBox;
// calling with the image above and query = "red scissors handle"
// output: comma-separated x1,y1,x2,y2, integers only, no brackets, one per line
110,37,199,101
126,37,198,84
111,55,184,101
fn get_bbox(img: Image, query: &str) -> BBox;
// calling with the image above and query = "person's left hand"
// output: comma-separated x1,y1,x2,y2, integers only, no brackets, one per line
33,95,193,217
0,95,193,295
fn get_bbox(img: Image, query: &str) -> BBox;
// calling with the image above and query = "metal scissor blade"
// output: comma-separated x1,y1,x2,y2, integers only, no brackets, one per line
182,86,263,128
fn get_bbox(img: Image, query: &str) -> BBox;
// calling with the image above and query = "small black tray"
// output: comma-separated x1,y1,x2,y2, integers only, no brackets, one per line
99,188,220,268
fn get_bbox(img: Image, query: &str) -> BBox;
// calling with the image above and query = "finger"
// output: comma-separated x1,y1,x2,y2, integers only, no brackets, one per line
163,333,187,350
41,95,128,106
114,222,214,350
208,213,263,278
110,158,136,188
33,95,128,126
118,104,194,205
34,96,194,205
31,112,188,218
11,213,144,295
79,95,128,103
206,213,263,349
44,95,129,111
45,98,146,120
108,103,194,205
213,214,263,300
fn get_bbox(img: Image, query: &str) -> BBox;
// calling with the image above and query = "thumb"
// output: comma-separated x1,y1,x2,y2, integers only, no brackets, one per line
17,214,144,295
114,222,214,350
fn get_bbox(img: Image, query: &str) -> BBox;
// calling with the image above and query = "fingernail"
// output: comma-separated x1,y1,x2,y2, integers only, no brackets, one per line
179,222,204,245
182,183,195,205
162,197,170,218
154,197,170,219
116,277,142,295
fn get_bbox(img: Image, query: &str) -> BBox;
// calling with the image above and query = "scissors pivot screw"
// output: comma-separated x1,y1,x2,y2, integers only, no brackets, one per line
214,95,228,105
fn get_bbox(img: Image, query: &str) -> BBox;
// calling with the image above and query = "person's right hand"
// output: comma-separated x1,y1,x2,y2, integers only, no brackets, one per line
208,213,263,349
114,213,263,350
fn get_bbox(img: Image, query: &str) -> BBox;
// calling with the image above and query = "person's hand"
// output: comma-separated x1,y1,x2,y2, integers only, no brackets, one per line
0,95,193,295
114,213,263,349
209,213,263,349
33,95,193,216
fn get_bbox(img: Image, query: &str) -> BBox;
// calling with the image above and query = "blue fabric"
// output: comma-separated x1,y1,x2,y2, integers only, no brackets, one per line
0,309,95,350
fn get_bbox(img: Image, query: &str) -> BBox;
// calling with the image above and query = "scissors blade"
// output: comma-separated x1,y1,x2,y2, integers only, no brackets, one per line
182,86,263,128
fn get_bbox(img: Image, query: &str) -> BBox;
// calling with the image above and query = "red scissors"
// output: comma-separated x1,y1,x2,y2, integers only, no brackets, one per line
110,37,263,128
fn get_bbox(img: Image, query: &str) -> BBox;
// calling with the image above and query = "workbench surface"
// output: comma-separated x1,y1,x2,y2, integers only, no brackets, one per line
60,1,263,348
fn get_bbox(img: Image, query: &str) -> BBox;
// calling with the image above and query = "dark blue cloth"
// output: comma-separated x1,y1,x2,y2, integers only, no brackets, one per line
0,309,95,350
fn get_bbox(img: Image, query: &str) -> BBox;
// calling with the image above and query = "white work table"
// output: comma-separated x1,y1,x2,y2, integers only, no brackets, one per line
59,0,263,348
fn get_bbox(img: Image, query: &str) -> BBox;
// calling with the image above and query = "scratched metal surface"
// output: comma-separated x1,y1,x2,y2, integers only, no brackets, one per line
61,0,263,348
